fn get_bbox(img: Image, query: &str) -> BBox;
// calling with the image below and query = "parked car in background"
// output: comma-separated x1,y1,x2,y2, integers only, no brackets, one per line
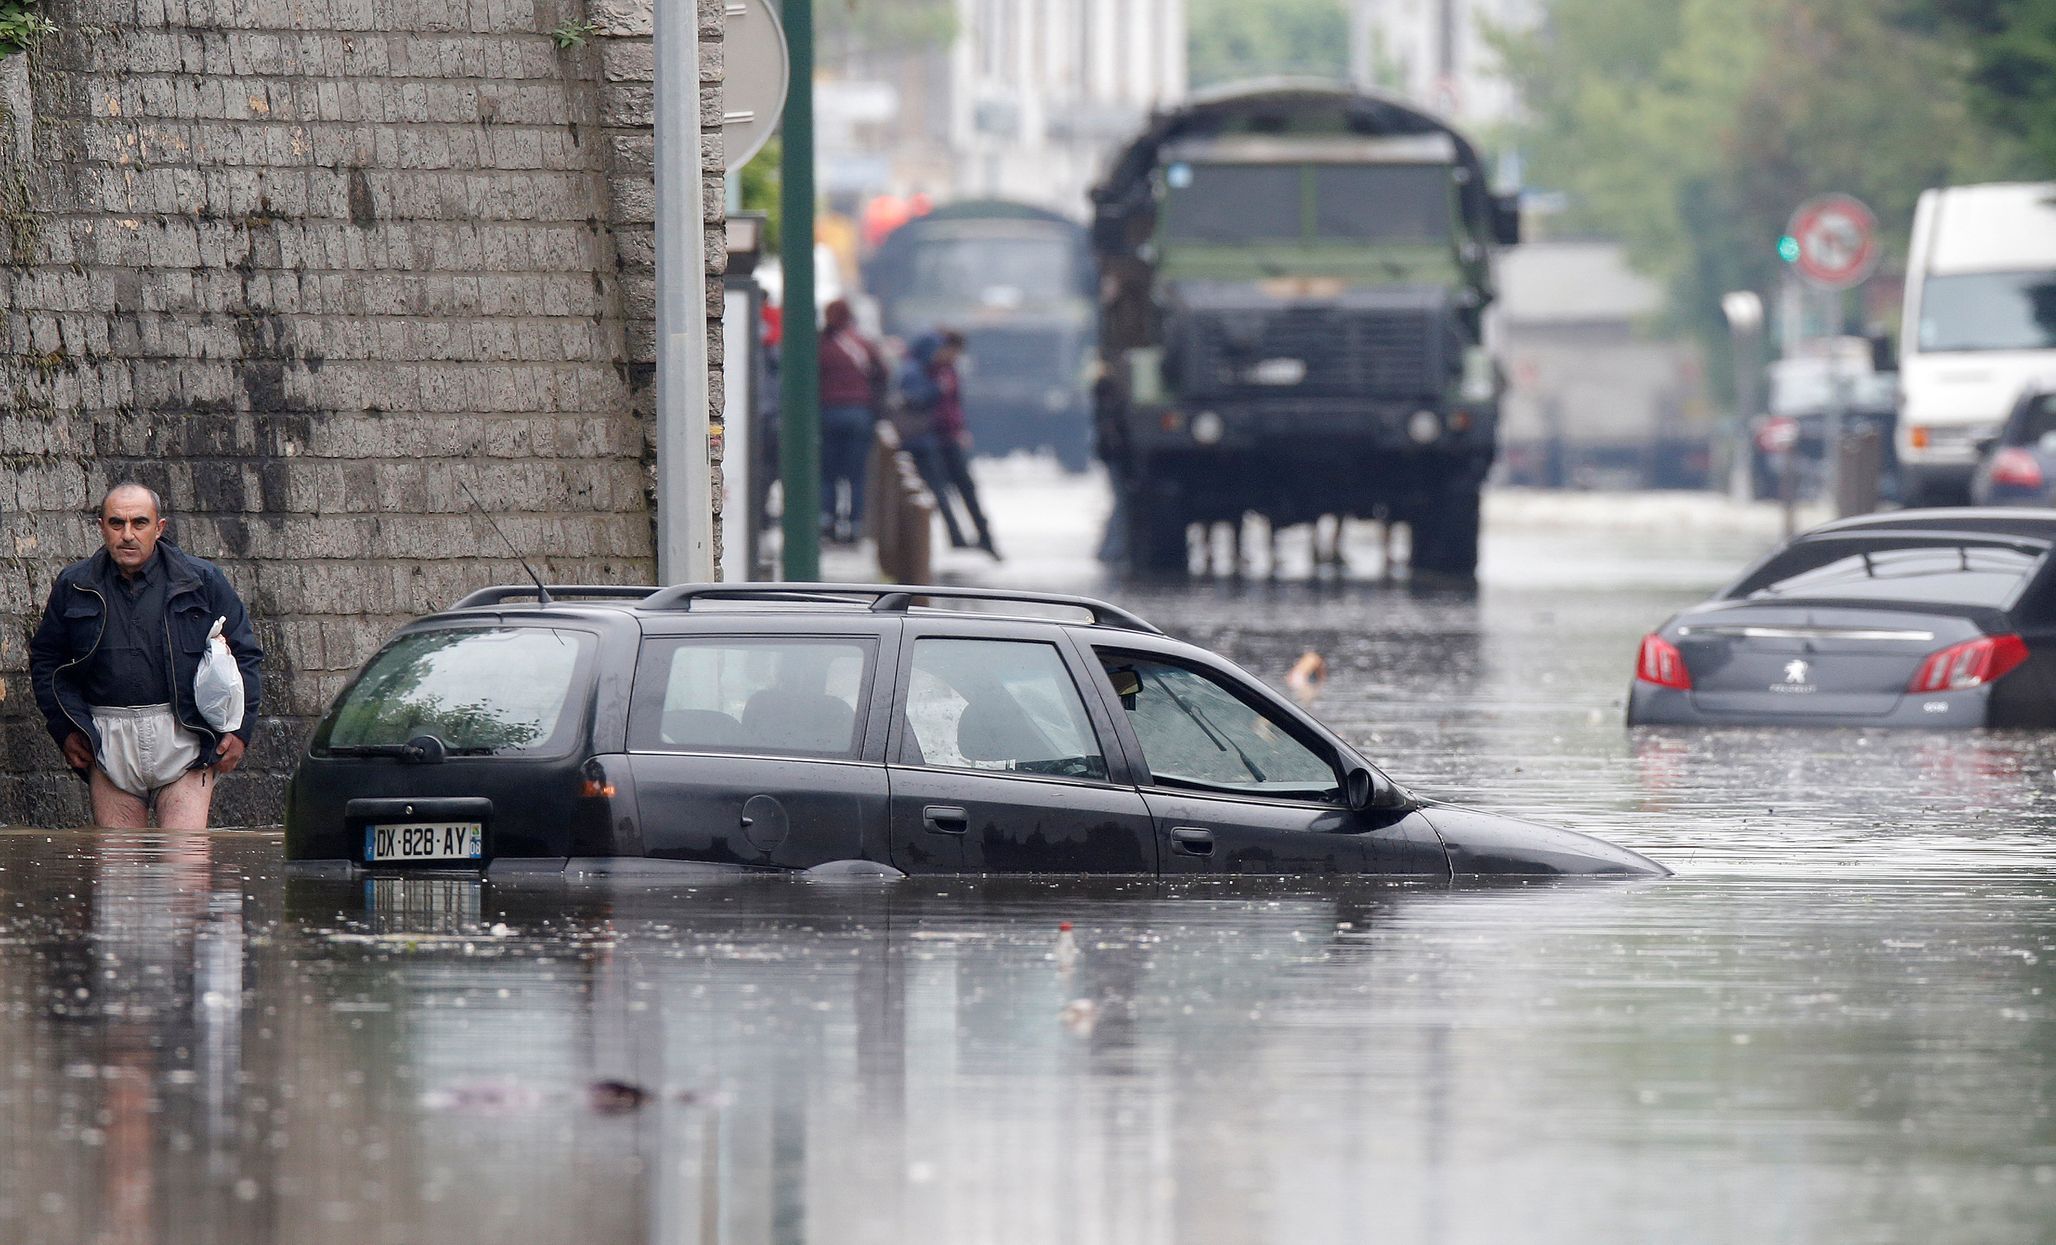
1897,182,2056,506
1969,386,2056,507
1748,337,1900,503
1629,510,2056,728
286,584,1666,880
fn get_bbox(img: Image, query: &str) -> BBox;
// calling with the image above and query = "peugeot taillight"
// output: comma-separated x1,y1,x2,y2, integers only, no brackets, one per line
1636,634,1692,690
1907,634,2029,693
1989,448,2045,490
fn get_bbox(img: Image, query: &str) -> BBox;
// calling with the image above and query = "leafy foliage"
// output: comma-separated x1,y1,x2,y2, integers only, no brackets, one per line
1188,0,1350,88
0,0,55,56
740,135,781,254
1918,0,2056,170
549,16,599,48
1494,0,2036,390
816,0,955,60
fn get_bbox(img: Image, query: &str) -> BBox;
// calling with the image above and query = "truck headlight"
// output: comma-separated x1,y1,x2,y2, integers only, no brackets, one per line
1191,411,1225,445
1407,410,1441,444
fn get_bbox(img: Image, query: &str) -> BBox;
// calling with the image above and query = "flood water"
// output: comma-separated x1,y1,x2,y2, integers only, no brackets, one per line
3,478,2052,1244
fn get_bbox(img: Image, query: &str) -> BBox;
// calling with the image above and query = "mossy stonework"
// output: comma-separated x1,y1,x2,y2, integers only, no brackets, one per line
0,0,727,825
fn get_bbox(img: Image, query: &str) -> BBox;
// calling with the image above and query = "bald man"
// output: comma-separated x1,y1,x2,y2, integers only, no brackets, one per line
28,484,264,829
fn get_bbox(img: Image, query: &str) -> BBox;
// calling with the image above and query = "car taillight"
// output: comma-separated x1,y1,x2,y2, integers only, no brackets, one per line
1908,634,2029,693
1636,634,1692,690
1990,448,2045,490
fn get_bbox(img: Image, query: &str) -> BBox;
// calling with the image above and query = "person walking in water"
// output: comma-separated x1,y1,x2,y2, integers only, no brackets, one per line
28,483,263,830
817,298,886,544
897,329,999,559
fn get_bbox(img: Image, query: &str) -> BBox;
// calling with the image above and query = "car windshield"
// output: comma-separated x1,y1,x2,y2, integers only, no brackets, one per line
322,627,593,754
1916,271,2056,352
1730,537,2046,608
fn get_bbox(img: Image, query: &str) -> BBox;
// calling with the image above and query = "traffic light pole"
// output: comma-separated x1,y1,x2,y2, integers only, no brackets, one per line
778,0,819,581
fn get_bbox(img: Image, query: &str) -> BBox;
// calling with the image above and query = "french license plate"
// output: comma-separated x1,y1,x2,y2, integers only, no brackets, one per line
365,822,483,863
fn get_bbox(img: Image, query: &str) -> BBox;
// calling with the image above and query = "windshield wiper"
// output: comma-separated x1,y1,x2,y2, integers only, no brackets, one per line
326,743,419,757
1149,673,1268,783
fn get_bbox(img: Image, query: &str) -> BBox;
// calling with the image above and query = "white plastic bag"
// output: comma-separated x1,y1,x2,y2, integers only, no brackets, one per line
194,616,246,733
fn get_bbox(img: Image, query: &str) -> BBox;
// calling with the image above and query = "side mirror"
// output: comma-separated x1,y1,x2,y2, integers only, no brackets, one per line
1490,192,1522,246
1345,767,1375,812
1974,434,2000,458
1345,765,1404,813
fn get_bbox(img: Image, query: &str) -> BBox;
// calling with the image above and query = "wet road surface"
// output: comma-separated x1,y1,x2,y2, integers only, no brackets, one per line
3,475,2052,1244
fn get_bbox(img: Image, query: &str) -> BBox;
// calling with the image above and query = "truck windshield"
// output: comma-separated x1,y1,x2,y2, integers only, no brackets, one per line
908,234,1078,306
1313,165,1453,243
1162,162,1456,246
1917,271,2056,352
1163,164,1301,242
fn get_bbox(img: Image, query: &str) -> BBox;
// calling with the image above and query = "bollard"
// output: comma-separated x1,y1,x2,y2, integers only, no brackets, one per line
896,455,935,584
863,421,937,583
1835,429,1884,517
866,423,900,574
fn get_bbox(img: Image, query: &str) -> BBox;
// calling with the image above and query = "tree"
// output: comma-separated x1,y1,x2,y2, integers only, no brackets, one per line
1495,0,2034,398
1189,0,1350,88
1918,0,2056,170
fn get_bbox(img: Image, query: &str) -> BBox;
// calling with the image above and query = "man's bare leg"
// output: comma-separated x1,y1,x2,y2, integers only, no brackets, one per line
151,768,216,831
89,768,151,829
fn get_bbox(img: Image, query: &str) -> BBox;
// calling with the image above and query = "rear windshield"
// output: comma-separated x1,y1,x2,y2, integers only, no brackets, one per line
628,637,876,759
320,627,595,755
1728,537,2047,608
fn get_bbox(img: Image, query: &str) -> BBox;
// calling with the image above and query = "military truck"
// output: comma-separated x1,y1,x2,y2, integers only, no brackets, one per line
1088,81,1519,574
864,201,1098,469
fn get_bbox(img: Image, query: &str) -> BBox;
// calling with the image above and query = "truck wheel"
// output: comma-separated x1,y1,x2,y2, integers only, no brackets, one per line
1128,492,1190,574
1410,483,1481,580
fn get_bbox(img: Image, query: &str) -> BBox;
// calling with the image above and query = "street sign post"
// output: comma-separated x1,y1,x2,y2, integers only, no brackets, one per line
1784,193,1878,516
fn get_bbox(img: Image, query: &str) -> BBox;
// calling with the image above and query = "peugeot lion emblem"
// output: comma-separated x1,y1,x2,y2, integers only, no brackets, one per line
1783,660,1809,685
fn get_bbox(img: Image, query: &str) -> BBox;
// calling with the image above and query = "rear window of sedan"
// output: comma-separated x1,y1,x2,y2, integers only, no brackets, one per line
628,637,876,759
318,626,596,756
1729,536,2047,609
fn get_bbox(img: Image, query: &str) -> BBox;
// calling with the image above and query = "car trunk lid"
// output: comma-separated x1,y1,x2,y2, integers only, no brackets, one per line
1673,603,1990,718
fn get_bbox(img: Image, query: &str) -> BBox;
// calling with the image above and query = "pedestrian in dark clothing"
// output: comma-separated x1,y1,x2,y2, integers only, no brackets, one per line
817,298,886,544
28,484,264,830
896,329,999,558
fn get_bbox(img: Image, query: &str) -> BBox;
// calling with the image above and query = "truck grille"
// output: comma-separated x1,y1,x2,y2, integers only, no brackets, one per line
1182,307,1444,399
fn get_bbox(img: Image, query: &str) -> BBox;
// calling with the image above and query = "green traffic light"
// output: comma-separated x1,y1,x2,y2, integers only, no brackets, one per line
1778,235,1800,263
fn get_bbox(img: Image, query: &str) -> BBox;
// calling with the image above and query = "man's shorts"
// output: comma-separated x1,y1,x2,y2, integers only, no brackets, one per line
90,704,204,799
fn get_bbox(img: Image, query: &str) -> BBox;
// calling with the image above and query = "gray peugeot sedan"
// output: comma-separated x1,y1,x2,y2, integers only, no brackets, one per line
285,583,1665,879
1629,510,2056,728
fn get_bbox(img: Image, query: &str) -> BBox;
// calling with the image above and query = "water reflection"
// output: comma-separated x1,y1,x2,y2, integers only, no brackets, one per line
0,832,2050,1244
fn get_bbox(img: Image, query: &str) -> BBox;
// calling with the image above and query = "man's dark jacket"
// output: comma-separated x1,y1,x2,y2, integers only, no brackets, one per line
28,541,263,774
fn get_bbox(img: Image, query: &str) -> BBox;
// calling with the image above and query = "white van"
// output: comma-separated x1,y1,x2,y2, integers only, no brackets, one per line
1897,182,2056,505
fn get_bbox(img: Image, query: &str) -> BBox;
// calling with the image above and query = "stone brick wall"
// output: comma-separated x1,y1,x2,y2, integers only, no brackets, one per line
0,0,725,825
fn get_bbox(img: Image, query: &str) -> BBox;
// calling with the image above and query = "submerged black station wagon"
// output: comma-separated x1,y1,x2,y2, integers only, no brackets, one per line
286,584,1665,880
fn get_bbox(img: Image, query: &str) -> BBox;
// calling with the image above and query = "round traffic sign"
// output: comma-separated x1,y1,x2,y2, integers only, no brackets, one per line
1786,194,1879,290
722,0,789,171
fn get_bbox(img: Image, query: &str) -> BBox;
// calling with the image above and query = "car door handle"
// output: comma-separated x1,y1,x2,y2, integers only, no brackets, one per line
1171,826,1214,856
923,805,969,834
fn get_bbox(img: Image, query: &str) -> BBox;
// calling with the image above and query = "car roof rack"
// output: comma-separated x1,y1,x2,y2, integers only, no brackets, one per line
449,585,660,610
637,582,1163,635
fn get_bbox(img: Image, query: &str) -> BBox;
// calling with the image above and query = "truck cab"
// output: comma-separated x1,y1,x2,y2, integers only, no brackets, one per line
1090,81,1518,576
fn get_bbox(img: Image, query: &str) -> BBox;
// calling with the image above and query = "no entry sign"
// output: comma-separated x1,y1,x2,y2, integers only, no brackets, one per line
1786,194,1879,290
